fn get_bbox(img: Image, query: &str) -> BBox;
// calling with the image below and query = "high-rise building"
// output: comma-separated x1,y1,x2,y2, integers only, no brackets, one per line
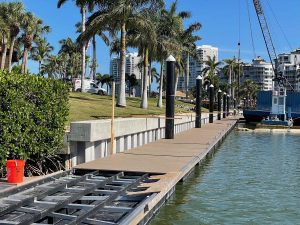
277,49,300,91
177,45,218,91
242,57,274,91
110,53,143,96
110,53,142,82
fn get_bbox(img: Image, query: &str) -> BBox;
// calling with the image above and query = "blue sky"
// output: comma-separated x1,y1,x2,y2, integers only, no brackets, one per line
9,0,300,74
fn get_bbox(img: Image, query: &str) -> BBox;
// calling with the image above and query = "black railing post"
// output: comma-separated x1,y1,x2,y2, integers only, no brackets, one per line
165,55,176,139
209,84,214,123
223,92,227,118
217,89,222,120
195,75,202,128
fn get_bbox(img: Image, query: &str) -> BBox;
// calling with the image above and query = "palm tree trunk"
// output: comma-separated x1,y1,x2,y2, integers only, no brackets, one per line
140,52,144,98
117,22,127,107
92,35,96,81
21,47,29,73
141,48,149,109
237,63,241,101
228,65,232,96
81,6,86,92
0,36,8,71
157,60,164,108
8,36,16,73
148,61,152,96
38,60,41,74
185,52,190,98
174,71,179,94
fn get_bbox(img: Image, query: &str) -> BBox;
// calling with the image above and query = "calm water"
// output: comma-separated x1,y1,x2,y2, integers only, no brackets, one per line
150,131,300,225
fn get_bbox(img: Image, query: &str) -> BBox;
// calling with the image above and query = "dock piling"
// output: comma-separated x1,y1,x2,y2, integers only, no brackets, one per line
217,89,222,120
165,55,176,139
195,75,202,128
209,84,214,123
227,95,230,116
223,92,227,118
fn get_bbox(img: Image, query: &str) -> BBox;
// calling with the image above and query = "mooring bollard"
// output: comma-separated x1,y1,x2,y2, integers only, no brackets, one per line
165,55,176,139
217,89,222,120
195,75,202,128
227,94,230,116
209,84,214,123
223,92,227,118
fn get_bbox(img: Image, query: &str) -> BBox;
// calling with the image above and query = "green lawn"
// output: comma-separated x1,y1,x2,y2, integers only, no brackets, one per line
68,92,206,123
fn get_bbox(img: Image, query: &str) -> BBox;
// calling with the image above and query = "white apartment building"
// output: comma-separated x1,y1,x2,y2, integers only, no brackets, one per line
177,45,218,91
277,49,300,91
242,56,274,91
110,52,143,96
110,52,142,82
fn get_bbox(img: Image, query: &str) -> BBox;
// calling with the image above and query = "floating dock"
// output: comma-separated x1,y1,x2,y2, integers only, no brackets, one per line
0,118,238,225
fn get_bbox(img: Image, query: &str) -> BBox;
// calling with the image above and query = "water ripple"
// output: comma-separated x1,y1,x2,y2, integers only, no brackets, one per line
150,131,300,225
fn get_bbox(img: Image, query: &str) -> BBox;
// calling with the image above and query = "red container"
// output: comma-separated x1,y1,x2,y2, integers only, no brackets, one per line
6,160,25,183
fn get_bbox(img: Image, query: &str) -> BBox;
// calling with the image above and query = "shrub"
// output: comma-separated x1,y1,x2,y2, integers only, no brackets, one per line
0,71,69,170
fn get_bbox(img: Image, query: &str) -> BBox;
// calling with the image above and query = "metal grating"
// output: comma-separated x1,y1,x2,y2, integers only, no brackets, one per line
0,170,158,225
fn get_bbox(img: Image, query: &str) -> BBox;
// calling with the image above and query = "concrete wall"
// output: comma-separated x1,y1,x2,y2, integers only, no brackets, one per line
68,113,216,166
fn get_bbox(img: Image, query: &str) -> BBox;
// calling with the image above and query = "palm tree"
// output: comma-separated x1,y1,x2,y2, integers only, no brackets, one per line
180,23,201,98
41,55,59,78
100,74,113,94
0,3,9,71
223,57,237,97
84,0,164,107
6,2,24,72
126,73,138,97
126,10,159,108
202,55,222,89
240,79,259,107
58,0,94,91
21,13,50,73
155,1,189,107
76,22,110,81
58,38,81,79
30,38,53,73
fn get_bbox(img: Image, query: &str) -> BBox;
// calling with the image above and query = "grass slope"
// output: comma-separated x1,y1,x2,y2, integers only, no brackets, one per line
68,93,205,123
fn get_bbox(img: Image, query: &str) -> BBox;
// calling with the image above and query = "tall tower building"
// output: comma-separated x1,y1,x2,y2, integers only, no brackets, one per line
110,53,142,82
178,45,218,91
110,52,143,96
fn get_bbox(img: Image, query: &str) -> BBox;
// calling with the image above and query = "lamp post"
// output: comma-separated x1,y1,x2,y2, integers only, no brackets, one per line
209,84,214,123
195,75,203,128
165,55,176,139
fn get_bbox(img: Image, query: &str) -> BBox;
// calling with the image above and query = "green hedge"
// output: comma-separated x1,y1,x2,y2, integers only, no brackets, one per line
0,71,69,167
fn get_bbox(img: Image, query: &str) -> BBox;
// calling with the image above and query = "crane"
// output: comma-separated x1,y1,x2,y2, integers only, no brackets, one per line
253,0,290,88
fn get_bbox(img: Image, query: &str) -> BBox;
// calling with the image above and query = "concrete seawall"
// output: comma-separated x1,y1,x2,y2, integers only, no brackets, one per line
67,113,217,166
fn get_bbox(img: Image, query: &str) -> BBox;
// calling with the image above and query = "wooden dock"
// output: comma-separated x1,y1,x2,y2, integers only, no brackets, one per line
75,117,238,224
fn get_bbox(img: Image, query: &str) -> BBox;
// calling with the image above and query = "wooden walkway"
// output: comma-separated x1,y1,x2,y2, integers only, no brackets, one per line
75,117,238,225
